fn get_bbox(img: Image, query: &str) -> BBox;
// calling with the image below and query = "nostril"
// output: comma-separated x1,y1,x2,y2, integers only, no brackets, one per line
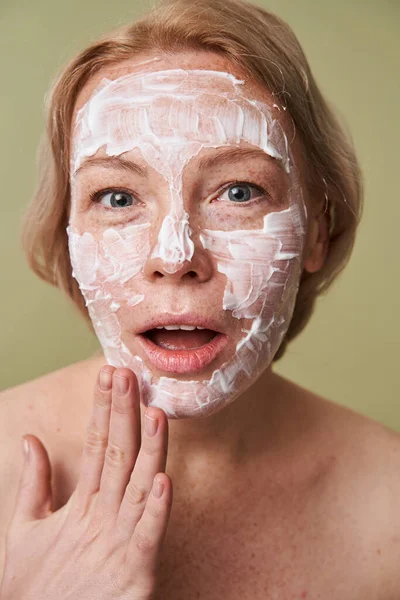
151,269,197,279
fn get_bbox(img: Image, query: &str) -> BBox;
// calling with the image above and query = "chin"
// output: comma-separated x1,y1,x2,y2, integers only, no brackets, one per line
100,332,276,419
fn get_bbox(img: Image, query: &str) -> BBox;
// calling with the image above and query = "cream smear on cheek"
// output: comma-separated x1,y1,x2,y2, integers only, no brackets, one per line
67,68,307,419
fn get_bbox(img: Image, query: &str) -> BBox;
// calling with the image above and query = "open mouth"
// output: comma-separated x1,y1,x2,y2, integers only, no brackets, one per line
142,327,219,350
137,326,229,374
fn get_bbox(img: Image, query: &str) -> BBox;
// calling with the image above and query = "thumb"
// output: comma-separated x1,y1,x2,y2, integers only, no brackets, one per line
13,434,54,523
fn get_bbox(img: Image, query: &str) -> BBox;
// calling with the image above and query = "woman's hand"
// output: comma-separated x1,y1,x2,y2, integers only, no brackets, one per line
0,366,172,600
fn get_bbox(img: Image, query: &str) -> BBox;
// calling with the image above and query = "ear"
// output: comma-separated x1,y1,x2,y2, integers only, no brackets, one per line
303,204,330,274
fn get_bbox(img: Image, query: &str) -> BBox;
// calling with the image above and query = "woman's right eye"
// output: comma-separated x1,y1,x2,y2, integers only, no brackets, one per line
90,189,136,208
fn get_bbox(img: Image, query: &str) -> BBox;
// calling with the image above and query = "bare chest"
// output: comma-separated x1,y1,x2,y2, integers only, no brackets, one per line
45,442,385,600
153,482,382,600
1,396,391,599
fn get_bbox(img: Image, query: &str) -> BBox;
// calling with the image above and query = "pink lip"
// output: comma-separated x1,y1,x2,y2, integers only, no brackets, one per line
136,332,229,374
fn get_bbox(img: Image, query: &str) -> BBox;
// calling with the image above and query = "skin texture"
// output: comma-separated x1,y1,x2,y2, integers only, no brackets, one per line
3,50,400,600
68,49,329,473
68,65,308,420
0,366,174,600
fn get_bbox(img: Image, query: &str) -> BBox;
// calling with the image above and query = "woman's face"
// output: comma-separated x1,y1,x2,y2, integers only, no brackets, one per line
67,51,309,419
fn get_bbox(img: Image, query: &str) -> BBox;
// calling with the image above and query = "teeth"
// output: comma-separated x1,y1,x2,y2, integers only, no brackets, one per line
154,325,206,330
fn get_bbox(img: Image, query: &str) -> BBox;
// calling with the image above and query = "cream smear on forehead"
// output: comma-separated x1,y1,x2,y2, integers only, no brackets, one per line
67,68,307,419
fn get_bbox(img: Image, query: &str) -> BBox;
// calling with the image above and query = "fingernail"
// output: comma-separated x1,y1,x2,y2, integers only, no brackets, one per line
153,477,164,499
99,369,112,391
115,375,129,394
145,413,158,437
21,436,30,460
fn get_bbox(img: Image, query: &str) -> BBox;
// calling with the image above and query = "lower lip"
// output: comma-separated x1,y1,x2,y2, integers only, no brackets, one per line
136,332,229,374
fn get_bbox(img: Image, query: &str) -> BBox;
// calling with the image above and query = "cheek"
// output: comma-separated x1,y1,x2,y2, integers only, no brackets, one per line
200,208,304,321
67,223,152,338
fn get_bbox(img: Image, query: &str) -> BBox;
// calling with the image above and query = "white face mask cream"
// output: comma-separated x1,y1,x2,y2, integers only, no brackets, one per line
67,67,307,419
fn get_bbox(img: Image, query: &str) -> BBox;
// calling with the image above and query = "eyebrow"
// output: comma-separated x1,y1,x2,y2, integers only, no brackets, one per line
73,146,282,178
73,155,149,178
196,146,282,172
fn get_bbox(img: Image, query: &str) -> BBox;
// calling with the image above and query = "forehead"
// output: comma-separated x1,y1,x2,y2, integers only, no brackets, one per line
69,49,311,205
71,50,293,138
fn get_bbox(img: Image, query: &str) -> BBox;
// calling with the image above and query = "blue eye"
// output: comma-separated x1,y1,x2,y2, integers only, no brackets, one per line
102,191,133,208
90,189,135,208
219,183,265,204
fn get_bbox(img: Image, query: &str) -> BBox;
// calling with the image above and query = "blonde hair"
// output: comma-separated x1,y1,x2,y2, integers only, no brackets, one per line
21,0,363,362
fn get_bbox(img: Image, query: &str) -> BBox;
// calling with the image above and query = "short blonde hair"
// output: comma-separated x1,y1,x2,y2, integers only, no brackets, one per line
21,0,363,362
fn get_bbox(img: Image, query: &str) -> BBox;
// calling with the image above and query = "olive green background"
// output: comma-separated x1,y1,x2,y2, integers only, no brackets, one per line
0,0,398,428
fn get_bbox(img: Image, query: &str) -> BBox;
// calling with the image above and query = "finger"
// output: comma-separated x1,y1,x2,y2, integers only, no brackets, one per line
11,434,53,525
117,406,168,540
98,368,141,518
127,473,173,579
74,365,115,512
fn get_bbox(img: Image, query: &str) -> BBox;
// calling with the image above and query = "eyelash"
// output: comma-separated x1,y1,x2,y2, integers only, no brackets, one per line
88,181,269,209
89,187,139,207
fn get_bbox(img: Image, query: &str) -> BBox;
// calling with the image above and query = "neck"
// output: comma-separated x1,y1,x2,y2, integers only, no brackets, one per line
166,364,280,465
85,352,292,469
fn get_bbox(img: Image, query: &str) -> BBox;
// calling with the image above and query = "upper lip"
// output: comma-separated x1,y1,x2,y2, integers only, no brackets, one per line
136,313,226,335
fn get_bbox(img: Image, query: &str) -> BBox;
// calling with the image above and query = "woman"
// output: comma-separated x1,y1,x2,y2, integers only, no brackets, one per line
1,0,399,597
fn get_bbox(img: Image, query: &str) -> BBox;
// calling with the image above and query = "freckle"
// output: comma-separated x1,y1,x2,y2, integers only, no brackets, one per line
251,552,255,559
391,535,400,543
377,548,381,555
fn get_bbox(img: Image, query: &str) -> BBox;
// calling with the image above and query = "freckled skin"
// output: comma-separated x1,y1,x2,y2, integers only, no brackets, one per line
60,52,331,510
68,55,309,420
1,49,384,597
62,48,330,511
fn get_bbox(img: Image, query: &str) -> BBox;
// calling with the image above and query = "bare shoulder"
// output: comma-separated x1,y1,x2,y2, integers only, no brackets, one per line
0,356,106,576
348,412,400,597
0,354,104,439
303,385,400,597
0,356,96,494
0,353,105,486
0,358,103,537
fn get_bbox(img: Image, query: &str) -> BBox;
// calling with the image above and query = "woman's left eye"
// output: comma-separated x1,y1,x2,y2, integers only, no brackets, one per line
217,183,266,204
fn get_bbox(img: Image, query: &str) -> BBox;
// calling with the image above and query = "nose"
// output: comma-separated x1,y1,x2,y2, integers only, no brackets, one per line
142,242,214,283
